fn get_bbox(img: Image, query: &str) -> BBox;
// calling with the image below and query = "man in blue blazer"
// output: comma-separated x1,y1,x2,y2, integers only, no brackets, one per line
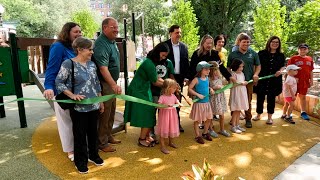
165,25,190,132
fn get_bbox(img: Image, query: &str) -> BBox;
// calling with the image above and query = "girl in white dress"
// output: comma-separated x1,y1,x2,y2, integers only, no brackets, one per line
229,59,249,134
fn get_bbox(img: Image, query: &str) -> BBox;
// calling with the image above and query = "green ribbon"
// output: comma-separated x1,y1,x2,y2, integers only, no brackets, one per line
0,94,169,108
0,75,277,108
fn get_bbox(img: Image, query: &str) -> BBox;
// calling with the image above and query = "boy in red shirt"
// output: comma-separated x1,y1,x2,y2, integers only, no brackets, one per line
287,43,314,120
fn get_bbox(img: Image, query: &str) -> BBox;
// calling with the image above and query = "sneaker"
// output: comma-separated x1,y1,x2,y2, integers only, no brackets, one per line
231,126,242,134
202,133,213,141
284,116,295,124
280,114,286,119
89,156,104,166
199,123,204,129
208,130,219,138
219,130,231,137
240,114,245,120
75,164,88,174
252,115,261,121
68,154,74,162
236,125,246,132
245,120,252,128
195,136,205,144
266,119,273,125
300,112,310,120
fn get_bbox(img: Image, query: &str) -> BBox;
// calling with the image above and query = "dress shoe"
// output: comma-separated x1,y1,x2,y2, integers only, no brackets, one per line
108,139,121,144
179,125,185,132
100,146,116,152
245,120,252,128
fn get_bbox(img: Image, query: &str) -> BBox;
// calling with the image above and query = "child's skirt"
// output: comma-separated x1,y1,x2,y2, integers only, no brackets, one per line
189,102,213,123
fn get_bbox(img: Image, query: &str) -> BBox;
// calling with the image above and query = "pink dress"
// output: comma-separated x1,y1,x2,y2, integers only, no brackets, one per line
229,72,249,111
156,94,180,138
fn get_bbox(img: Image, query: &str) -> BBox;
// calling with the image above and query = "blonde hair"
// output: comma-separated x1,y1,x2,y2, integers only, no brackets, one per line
198,34,213,57
234,32,251,46
208,61,221,80
161,79,178,95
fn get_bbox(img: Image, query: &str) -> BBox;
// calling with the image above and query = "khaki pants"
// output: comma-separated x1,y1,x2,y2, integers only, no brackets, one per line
97,81,116,149
245,83,253,121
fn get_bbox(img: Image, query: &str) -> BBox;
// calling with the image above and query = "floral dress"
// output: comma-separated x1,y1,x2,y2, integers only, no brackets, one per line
209,77,227,115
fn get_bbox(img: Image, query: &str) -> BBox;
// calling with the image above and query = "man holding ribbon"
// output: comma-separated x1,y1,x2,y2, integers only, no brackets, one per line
93,17,122,153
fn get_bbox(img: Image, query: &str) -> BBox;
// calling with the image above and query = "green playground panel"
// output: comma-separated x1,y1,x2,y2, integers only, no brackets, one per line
0,47,29,96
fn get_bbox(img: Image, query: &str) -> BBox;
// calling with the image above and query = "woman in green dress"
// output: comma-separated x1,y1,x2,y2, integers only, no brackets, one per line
124,42,169,147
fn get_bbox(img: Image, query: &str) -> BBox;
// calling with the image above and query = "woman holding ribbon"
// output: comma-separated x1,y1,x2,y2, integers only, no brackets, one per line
124,42,169,147
252,36,285,124
43,22,82,161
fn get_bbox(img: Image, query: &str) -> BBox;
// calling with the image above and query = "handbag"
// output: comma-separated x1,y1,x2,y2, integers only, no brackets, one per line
56,60,75,110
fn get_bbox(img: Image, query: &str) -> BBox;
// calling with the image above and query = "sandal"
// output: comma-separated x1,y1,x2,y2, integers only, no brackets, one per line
161,147,169,154
169,143,178,148
138,138,152,147
252,115,261,121
266,119,273,125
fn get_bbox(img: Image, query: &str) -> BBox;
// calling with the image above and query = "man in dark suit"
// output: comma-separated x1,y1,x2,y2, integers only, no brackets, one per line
165,25,189,132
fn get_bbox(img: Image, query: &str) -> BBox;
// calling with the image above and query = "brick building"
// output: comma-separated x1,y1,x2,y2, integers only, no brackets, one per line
89,0,112,19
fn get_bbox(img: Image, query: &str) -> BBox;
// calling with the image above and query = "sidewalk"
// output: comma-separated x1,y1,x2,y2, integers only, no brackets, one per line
0,84,320,179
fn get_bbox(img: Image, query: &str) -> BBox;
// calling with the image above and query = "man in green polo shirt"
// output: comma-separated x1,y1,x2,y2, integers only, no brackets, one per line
93,17,122,153
227,33,261,128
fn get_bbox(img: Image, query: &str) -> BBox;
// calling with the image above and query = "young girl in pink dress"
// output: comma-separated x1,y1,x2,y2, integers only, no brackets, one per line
156,79,183,154
229,58,249,134
188,61,214,144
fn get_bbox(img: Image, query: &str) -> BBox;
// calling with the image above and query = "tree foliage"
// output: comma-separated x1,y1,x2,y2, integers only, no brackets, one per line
252,0,287,51
169,0,199,56
1,0,94,38
71,9,99,39
190,0,254,46
287,0,320,55
109,0,169,41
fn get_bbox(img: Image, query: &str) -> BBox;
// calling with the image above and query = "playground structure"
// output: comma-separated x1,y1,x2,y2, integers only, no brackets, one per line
0,33,129,133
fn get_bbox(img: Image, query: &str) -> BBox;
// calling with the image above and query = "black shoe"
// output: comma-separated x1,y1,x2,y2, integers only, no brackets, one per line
89,156,104,166
284,117,295,124
179,125,185,132
75,163,88,174
245,120,252,128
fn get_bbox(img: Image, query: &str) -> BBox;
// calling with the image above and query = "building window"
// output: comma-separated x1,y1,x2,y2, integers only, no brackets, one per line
101,11,105,16
107,3,111,8
99,3,103,8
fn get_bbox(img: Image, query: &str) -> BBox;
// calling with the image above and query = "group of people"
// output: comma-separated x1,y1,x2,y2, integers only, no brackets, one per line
42,16,314,174
43,18,122,174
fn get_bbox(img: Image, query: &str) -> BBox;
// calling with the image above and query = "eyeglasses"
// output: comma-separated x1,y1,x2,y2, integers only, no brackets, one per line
108,26,119,30
271,41,279,44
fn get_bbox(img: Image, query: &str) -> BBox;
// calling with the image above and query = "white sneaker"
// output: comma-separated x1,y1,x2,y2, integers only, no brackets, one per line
237,125,246,132
231,126,242,134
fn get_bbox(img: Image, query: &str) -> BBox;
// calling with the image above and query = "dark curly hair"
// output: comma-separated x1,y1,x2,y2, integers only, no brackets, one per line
229,58,244,71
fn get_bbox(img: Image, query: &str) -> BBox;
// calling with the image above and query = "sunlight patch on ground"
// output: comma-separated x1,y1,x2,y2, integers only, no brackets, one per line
127,150,139,154
145,158,163,165
266,131,279,135
0,152,11,164
36,149,50,154
278,145,293,158
214,166,230,176
229,152,252,168
103,157,125,168
151,164,172,173
231,133,254,141
186,145,200,150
